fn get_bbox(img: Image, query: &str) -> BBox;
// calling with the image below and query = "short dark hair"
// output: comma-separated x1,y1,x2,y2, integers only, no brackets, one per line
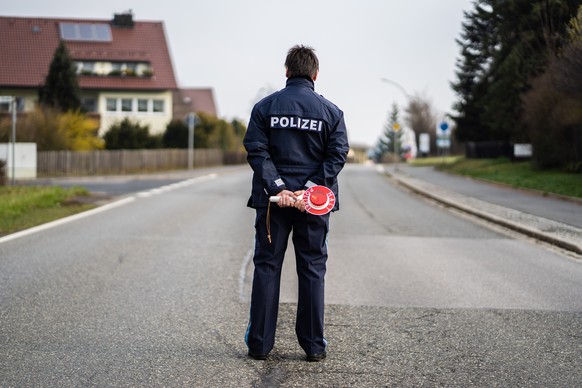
285,45,319,79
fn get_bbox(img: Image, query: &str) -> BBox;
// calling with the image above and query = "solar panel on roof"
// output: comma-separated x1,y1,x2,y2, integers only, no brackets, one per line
60,23,77,40
79,24,92,39
59,23,112,42
95,24,111,41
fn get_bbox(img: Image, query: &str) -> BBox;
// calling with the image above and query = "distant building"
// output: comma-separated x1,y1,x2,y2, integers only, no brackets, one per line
347,142,371,164
173,88,218,122
401,127,418,159
0,12,216,135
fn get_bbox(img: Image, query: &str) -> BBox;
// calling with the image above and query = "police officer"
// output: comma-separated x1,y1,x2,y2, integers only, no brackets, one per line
243,45,349,362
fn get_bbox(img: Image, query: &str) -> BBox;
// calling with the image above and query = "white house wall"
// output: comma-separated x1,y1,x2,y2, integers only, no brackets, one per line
0,89,37,112
1,88,174,136
98,90,173,136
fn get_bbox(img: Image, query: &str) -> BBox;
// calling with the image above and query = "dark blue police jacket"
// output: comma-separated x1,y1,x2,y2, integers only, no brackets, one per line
244,77,350,210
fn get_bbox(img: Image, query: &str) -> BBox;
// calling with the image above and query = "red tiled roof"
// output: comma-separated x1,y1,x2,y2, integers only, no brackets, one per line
173,88,218,118
0,15,177,91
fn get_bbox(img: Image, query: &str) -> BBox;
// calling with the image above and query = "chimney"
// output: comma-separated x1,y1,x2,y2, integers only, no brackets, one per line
112,10,134,28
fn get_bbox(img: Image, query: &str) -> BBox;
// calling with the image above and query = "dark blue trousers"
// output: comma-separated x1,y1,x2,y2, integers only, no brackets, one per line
246,205,330,355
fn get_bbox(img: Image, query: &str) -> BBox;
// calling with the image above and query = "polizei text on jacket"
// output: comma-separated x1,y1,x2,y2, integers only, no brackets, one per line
270,116,323,132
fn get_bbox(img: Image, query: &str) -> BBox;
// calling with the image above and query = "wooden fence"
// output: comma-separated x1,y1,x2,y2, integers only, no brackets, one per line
37,149,246,177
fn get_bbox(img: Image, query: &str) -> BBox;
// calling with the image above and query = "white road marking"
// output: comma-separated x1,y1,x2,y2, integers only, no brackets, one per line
0,173,219,245
0,197,135,245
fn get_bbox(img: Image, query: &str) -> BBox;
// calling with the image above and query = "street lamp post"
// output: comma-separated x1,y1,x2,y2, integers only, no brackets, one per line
380,78,411,100
381,78,410,168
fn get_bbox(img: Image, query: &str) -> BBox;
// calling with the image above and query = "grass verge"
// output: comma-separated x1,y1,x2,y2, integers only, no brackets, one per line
425,157,582,199
0,186,95,237
407,156,464,167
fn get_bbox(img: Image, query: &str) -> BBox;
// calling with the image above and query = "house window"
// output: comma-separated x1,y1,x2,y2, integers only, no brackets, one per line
104,61,151,77
81,97,97,112
153,99,164,113
111,62,122,74
76,61,95,75
82,62,94,74
105,97,165,114
106,98,117,112
137,99,149,112
121,98,133,112
125,63,137,76
0,101,10,113
0,97,24,113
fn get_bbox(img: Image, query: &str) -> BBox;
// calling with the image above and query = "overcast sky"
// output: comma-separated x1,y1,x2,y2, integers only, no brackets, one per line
3,0,474,146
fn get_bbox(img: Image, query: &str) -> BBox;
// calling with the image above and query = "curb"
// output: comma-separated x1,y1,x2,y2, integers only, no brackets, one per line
436,169,582,206
384,169,582,256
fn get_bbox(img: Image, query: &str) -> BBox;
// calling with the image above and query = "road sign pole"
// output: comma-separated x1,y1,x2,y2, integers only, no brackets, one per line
0,96,17,184
11,97,16,185
187,112,196,170
438,121,451,161
393,122,401,171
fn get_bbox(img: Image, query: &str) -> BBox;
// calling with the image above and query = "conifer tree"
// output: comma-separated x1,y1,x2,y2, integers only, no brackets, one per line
450,1,497,142
451,0,579,143
39,42,81,112
379,103,402,156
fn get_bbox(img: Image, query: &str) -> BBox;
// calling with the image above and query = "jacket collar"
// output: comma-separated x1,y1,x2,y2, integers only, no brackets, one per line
286,76,315,90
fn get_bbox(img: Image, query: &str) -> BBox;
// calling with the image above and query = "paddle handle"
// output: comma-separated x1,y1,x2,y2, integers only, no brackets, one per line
269,193,304,203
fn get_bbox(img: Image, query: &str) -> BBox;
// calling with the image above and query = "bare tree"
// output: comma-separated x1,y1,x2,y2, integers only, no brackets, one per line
554,39,582,100
405,93,438,155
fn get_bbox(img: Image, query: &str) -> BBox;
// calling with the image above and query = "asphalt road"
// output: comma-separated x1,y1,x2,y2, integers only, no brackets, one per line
1,164,581,387
29,165,245,198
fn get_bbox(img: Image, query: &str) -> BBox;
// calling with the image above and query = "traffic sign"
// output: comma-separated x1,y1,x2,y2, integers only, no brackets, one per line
393,123,401,132
185,112,197,127
439,121,449,132
437,138,451,148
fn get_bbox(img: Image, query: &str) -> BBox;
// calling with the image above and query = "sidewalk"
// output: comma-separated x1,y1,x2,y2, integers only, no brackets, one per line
383,164,582,256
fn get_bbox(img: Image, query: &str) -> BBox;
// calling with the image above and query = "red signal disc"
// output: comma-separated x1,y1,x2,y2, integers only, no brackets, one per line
303,186,335,215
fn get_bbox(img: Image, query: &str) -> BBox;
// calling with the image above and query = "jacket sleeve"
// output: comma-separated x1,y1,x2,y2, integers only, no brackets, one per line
243,105,288,196
305,111,350,189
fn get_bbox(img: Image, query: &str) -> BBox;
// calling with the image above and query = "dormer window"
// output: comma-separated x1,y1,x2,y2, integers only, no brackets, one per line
74,61,153,77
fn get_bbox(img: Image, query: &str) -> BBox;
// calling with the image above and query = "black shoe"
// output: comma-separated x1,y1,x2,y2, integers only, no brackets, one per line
306,352,326,362
248,351,268,360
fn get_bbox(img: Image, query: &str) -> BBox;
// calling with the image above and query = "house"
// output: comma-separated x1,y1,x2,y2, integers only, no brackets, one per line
0,12,217,135
173,88,218,122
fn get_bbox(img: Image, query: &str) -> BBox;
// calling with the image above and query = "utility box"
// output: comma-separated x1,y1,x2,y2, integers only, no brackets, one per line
419,133,430,156
0,143,37,180
513,143,533,159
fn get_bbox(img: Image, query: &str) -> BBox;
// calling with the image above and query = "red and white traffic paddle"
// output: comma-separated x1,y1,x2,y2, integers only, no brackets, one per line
269,185,335,215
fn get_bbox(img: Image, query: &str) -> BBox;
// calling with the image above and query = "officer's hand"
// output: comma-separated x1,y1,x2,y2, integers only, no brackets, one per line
276,190,296,208
293,190,306,212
